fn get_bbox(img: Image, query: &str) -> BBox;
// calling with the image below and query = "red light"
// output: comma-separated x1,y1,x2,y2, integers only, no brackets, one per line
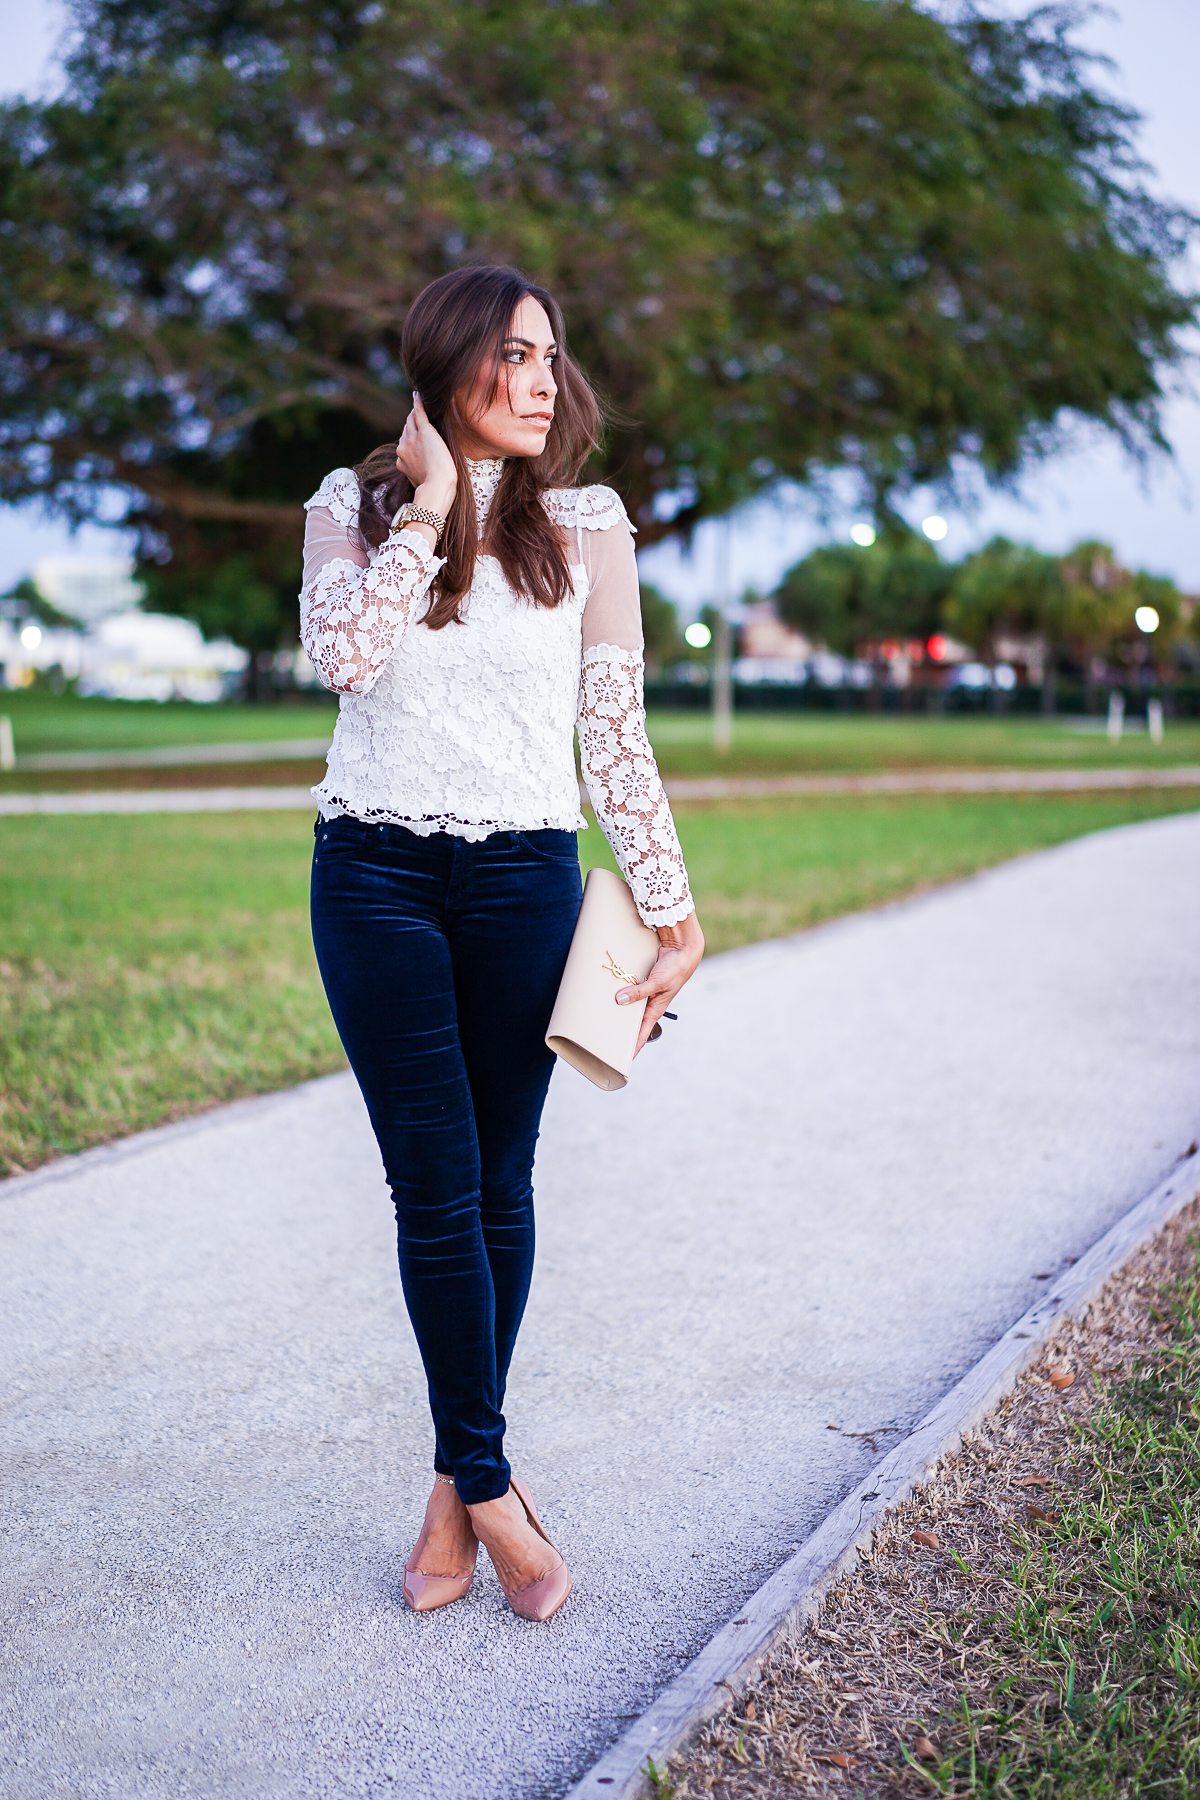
928,634,948,662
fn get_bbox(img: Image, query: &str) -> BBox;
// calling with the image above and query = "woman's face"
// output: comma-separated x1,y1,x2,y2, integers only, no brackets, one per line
457,295,558,461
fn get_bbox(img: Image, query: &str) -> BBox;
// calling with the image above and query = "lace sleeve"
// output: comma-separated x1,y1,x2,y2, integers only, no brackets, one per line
569,484,692,925
300,468,443,696
577,649,694,929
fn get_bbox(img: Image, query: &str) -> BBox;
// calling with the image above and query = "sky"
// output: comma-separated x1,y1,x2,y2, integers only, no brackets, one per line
2,0,1199,613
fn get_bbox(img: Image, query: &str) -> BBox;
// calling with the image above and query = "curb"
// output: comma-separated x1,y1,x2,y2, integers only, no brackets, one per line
0,1070,354,1200
566,1144,1200,1800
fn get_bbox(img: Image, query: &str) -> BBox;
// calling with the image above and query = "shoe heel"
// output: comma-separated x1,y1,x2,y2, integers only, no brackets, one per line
504,1476,572,1623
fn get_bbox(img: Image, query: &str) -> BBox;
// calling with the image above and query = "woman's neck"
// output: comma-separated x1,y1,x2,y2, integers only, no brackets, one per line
466,456,505,524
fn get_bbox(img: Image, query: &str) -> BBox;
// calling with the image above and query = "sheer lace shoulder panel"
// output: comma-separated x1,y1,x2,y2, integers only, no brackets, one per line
576,644,693,927
541,482,636,537
305,467,361,533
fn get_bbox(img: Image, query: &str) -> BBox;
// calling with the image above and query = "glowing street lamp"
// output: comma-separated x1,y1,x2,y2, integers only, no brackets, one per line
921,516,948,541
684,621,711,649
849,523,876,547
1134,606,1160,634
19,623,43,649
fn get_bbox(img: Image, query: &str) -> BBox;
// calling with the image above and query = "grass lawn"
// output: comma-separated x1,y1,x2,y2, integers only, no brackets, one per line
642,708,1200,778
3,691,1200,777
3,788,1198,1176
0,689,339,754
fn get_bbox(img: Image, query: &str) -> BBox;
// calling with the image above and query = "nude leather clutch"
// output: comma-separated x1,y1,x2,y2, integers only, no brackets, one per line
545,866,660,1091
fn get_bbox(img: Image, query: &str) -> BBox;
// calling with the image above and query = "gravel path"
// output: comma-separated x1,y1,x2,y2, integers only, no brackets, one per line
4,811,1199,1799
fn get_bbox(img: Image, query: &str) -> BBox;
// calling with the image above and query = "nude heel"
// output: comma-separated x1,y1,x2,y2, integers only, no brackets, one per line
403,1475,479,1613
502,1475,573,1622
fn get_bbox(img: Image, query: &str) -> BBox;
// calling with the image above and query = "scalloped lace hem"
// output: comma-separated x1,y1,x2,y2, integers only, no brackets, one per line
314,792,587,839
639,898,695,927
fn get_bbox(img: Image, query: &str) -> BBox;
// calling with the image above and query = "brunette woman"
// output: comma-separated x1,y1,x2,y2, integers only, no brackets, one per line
302,265,702,1622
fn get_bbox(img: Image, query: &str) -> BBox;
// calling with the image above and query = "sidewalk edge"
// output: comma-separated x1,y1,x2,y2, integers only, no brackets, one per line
565,1148,1200,1800
0,1070,354,1201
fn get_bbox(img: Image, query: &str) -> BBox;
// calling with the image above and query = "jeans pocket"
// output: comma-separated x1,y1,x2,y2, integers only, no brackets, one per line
516,830,581,864
315,816,376,857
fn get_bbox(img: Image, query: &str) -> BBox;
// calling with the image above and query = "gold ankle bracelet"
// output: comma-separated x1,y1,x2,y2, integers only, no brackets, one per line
434,1473,456,1488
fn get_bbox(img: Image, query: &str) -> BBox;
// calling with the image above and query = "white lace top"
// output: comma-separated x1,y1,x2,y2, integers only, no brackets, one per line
299,457,693,926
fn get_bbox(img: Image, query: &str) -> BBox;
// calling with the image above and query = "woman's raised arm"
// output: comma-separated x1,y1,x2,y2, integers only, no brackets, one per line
300,469,443,695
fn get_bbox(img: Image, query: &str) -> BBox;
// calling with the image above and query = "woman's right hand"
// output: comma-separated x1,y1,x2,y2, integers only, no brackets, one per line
396,392,457,519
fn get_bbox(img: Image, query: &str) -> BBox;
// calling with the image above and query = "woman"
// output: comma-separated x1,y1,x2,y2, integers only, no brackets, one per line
302,265,703,1623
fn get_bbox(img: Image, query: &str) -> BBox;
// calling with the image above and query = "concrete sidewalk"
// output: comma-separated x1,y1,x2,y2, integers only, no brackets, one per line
4,810,1200,1799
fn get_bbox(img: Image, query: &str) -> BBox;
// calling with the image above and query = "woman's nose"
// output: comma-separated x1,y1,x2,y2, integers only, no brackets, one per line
534,362,557,398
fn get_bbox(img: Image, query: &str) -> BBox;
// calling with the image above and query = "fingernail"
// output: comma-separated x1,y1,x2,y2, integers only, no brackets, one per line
616,992,632,1006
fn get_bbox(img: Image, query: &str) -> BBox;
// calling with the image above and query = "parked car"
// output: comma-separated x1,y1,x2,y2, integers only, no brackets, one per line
945,661,1017,691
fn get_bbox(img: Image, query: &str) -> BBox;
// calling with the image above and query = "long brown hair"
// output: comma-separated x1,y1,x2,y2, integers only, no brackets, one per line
353,266,603,628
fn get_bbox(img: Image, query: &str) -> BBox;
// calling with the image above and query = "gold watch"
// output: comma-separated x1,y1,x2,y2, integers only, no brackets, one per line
391,502,447,549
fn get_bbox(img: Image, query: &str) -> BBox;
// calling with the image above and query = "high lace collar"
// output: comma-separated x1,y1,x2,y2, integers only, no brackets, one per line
466,457,505,525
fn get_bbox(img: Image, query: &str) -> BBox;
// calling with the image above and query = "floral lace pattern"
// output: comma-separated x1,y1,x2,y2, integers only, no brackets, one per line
577,647,693,925
300,537,440,694
300,469,442,694
298,462,693,927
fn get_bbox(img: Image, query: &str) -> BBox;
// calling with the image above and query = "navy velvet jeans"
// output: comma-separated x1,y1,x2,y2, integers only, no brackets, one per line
310,816,582,1504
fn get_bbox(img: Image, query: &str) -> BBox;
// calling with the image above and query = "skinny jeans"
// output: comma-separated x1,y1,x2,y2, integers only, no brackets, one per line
310,815,582,1504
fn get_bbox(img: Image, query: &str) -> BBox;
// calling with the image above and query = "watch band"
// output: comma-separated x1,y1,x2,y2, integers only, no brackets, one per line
391,502,447,549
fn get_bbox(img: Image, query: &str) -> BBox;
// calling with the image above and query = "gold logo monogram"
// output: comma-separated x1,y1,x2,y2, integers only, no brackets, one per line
603,950,636,985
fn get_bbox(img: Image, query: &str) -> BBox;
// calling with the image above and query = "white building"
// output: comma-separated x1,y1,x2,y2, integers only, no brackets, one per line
0,609,247,701
33,553,145,624
79,612,247,703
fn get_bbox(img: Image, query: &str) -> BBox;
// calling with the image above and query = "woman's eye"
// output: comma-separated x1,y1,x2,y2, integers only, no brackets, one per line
503,350,525,364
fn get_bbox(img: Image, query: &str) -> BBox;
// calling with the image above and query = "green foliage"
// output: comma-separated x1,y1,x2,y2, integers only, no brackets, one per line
639,582,687,676
774,533,955,654
1,575,81,630
775,529,1189,673
0,0,1193,617
944,537,1067,662
1055,540,1141,671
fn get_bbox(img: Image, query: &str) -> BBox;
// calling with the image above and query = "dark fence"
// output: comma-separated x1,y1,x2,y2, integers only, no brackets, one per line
644,681,1200,719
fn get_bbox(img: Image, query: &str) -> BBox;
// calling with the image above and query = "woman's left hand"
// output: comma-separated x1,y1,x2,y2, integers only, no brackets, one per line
616,909,705,1055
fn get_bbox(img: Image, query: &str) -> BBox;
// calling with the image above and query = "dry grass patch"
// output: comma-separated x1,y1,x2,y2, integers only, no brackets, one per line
662,1192,1200,1798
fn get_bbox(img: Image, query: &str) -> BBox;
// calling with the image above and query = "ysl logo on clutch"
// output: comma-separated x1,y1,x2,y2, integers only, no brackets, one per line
603,950,636,985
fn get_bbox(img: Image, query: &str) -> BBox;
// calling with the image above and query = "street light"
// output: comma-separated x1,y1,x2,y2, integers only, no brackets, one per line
684,621,711,649
922,516,948,541
712,518,733,753
849,522,876,547
1135,606,1160,634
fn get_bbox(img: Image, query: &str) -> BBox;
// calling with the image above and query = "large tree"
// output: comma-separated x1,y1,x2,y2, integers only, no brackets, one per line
0,0,1194,659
